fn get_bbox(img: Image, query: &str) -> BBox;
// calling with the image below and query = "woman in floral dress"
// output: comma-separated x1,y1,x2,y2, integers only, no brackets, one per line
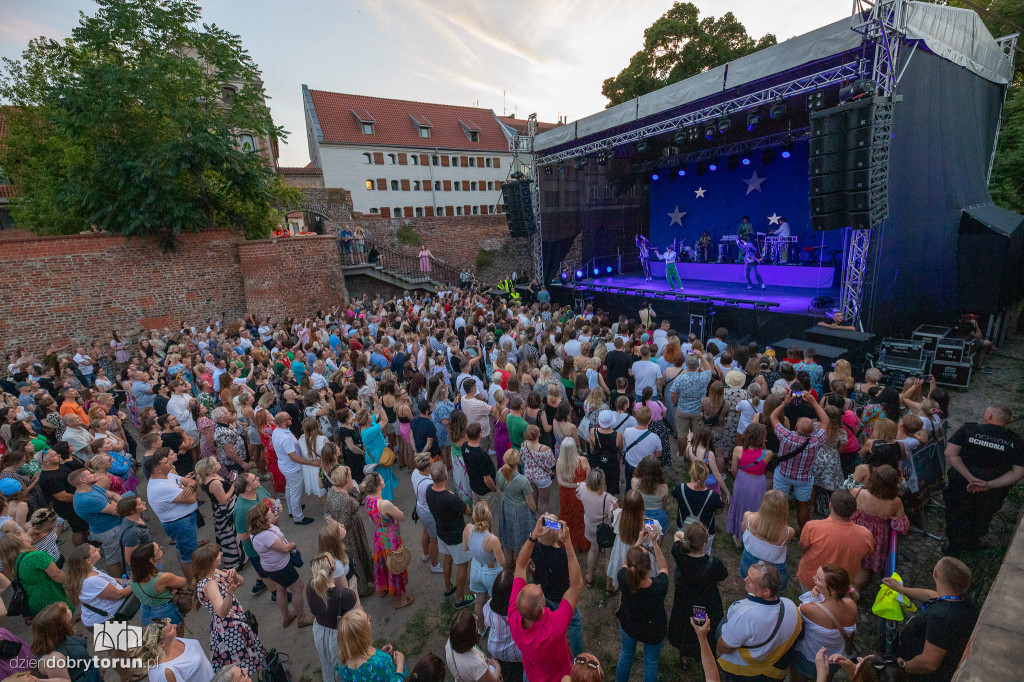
361,472,415,610
194,544,266,674
431,385,456,466
195,403,217,463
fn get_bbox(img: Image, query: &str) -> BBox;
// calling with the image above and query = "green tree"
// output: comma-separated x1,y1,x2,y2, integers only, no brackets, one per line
601,2,776,107
0,0,300,246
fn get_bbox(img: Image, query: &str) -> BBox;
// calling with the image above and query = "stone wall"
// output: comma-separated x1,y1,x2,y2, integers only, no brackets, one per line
0,230,347,354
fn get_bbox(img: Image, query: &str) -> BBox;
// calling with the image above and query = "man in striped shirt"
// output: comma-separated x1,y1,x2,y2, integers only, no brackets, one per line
769,392,827,531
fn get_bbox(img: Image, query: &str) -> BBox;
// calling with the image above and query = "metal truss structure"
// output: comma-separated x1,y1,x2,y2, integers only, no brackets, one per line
627,128,811,174
535,61,863,166
508,114,544,279
839,0,907,327
989,33,1019,183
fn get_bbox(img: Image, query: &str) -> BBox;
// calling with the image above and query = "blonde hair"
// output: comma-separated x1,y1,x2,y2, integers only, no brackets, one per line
318,518,348,565
585,467,605,493
330,465,352,488
310,552,337,602
832,359,855,391
873,418,898,442
194,456,221,485
337,609,374,664
500,449,520,482
555,438,581,482
748,489,789,544
472,502,492,532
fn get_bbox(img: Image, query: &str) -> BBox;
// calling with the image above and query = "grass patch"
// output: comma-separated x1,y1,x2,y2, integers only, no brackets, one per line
396,224,421,246
476,248,496,270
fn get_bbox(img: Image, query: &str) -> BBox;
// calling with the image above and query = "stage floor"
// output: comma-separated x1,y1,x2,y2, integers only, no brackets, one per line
560,273,839,316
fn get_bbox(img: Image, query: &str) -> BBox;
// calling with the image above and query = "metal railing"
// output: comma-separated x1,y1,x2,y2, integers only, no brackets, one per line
340,239,462,288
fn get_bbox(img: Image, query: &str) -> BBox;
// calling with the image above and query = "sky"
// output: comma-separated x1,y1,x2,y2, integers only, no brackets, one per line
0,0,853,166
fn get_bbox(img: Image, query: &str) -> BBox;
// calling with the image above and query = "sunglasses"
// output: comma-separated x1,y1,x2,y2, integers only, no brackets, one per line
573,656,601,670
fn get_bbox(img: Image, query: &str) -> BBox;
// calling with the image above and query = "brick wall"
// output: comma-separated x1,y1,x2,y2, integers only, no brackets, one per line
343,273,409,301
237,235,348,317
0,230,348,354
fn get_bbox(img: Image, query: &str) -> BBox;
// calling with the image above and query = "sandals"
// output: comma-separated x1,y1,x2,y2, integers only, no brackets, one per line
584,577,595,589
282,613,297,628
394,595,416,610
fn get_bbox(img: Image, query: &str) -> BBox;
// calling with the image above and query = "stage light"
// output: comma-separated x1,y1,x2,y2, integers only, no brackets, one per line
651,173,659,181
636,141,648,153
717,116,731,135
674,131,687,145
782,142,793,159
709,163,717,171
703,125,715,141
746,111,760,132
770,99,786,120
575,269,584,279
595,150,608,165
593,268,600,276
677,169,685,177
574,156,587,171
544,165,553,176
606,266,613,273
560,271,568,282
687,127,700,142
806,91,825,110
742,157,750,166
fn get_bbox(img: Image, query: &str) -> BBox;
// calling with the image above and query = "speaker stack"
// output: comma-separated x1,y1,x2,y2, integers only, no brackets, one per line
808,98,881,231
501,180,537,238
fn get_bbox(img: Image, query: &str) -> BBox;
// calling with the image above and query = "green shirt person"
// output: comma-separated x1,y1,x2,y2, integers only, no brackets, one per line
738,216,754,241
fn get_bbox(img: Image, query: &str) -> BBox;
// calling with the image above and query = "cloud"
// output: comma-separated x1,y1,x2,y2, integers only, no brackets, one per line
0,15,65,46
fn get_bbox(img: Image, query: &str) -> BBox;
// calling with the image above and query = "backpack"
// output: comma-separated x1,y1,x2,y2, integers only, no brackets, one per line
678,486,712,530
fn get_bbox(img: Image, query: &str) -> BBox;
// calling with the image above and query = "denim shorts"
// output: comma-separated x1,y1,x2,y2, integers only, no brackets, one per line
141,601,183,626
161,512,199,563
773,469,814,502
265,563,300,588
469,559,502,595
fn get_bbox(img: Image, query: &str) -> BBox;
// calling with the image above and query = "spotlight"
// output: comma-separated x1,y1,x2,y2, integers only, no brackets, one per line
677,169,685,177
636,140,648,153
717,116,731,135
781,150,791,159
687,127,700,142
674,131,687,145
709,163,717,171
742,157,750,166
575,269,584,279
560,271,569,282
574,156,587,171
746,111,760,132
544,165,553,176
770,99,786,120
593,268,600,276
781,142,793,159
704,125,715,141
595,150,608,165
606,266,613,273
651,173,659,181
806,91,825,110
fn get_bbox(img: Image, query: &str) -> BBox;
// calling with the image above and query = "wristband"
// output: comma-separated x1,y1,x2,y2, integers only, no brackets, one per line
527,536,538,543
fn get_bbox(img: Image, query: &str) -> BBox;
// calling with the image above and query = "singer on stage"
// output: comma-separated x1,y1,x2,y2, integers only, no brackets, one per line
636,234,652,281
654,241,683,291
737,237,765,290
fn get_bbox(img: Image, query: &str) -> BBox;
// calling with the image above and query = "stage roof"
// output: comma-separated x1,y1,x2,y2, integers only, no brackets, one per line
535,2,1013,153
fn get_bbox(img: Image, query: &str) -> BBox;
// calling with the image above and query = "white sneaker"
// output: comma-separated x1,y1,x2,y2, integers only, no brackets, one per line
421,554,430,563
430,564,444,574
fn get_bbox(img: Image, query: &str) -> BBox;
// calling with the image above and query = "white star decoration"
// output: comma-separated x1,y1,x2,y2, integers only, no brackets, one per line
768,213,782,226
694,187,706,198
668,206,686,226
744,171,765,195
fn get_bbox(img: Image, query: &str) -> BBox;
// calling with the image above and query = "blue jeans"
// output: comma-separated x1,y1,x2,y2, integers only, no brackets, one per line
546,597,583,657
161,512,199,564
740,549,789,592
616,625,663,682
745,262,764,286
140,600,183,626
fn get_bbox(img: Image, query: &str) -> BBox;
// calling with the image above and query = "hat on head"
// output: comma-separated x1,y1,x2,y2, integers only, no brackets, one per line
598,410,617,429
725,370,746,389
0,478,23,495
15,382,30,390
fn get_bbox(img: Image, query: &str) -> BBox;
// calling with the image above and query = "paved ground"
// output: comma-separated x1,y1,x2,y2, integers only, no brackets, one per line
8,336,1024,681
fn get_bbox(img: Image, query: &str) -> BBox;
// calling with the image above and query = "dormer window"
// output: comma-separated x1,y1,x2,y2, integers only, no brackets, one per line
470,131,479,142
352,108,376,135
459,119,482,143
410,114,433,140
361,122,374,135
420,127,431,138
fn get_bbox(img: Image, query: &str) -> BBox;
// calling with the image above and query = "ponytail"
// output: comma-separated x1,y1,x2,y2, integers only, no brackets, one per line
677,522,709,554
624,545,651,593
310,553,335,602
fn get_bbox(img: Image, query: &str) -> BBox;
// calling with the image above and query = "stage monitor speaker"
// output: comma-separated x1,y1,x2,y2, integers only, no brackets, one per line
501,180,536,238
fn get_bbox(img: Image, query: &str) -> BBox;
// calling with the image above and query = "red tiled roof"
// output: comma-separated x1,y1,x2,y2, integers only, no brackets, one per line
307,89,509,152
497,115,561,136
278,166,323,176
0,186,17,198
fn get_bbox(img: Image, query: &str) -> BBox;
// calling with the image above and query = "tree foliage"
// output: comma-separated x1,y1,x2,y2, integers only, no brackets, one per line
0,0,300,245
601,2,776,107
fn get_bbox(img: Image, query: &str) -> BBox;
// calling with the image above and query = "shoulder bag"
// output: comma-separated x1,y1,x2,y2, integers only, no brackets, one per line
623,430,651,456
596,493,616,549
814,601,856,656
7,554,29,617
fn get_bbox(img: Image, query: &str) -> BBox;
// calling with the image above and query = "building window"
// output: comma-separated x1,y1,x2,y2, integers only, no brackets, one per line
394,207,403,217
456,206,463,216
469,131,479,142
415,207,424,217
387,153,397,165
451,156,460,167
369,207,379,214
411,155,419,166
436,206,443,215
470,181,478,191
454,182,460,191
485,158,492,168
419,127,431,138
487,181,494,191
391,180,399,191
469,157,476,167
432,155,440,166
472,206,479,215
434,181,441,191
362,152,373,164
413,180,421,191
365,180,374,191
361,122,374,135
489,205,496,213
238,134,255,151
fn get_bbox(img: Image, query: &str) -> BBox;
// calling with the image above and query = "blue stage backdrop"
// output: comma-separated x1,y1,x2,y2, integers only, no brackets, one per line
648,140,842,260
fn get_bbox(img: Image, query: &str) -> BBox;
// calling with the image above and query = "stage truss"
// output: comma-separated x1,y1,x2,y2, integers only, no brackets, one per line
507,113,544,280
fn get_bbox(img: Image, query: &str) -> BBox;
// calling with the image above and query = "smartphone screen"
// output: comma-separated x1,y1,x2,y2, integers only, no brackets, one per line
543,518,561,531
644,518,655,530
692,605,707,625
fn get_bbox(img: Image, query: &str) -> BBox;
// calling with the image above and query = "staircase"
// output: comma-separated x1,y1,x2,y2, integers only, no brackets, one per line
339,240,461,293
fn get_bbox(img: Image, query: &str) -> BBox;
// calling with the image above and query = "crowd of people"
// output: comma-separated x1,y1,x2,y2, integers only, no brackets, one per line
0,287,1019,682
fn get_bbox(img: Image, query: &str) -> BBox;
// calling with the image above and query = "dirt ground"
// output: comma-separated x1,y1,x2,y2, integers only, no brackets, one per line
8,337,1024,682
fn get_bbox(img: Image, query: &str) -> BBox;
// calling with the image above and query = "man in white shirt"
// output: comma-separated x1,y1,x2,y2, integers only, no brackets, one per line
629,344,664,401
487,372,504,406
622,406,661,488
143,449,200,581
61,414,95,461
237,330,254,352
271,412,315,525
167,379,199,441
461,378,493,454
73,347,94,386
652,319,670,345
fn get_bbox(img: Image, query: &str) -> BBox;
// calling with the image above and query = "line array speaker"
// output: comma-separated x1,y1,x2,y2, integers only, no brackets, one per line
501,180,536,238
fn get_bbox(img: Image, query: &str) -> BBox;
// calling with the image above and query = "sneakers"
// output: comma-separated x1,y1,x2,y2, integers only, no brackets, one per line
251,580,268,596
444,583,457,598
455,596,476,610
421,554,430,563
294,517,314,525
746,285,753,290
761,284,767,290
430,563,444,574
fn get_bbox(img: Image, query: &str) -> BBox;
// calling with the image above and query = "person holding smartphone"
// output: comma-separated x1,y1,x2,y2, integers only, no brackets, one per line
615,524,669,682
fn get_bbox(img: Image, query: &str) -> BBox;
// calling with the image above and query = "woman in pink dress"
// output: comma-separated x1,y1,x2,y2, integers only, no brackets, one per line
361,471,415,610
419,247,433,273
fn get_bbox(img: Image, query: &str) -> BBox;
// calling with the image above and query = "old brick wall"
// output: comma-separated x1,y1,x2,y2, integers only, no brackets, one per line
0,230,349,354
0,230,248,352
237,235,348,318
343,273,410,301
